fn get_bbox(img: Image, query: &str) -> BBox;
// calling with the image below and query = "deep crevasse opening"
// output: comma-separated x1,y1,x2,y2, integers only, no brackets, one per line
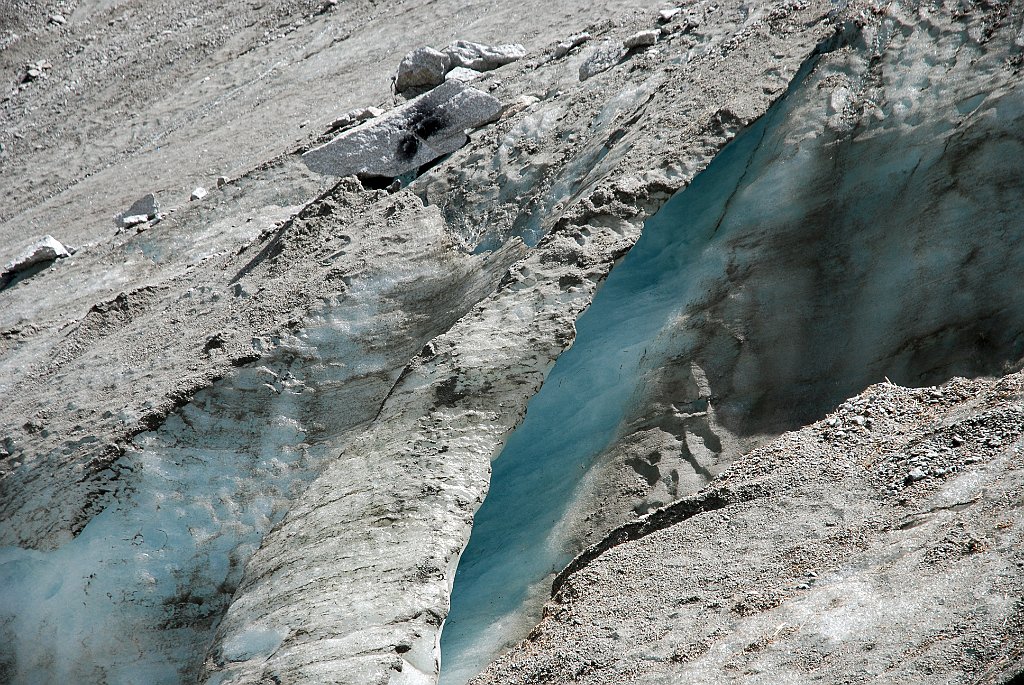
439,79,783,685
439,19,1024,683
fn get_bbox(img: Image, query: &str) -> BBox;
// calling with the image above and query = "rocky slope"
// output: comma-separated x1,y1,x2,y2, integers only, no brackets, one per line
476,374,1024,684
1,0,1022,683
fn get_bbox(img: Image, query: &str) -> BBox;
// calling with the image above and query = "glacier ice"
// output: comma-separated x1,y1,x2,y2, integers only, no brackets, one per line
0,244,505,683
0,300,377,683
440,16,1024,682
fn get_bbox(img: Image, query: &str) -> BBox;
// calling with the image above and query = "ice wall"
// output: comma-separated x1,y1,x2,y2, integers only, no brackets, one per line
0,223,512,684
0,290,395,683
441,13,1024,683
439,72,785,685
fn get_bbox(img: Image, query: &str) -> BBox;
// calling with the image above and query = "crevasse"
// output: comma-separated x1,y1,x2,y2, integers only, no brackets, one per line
439,19,1024,682
438,64,792,685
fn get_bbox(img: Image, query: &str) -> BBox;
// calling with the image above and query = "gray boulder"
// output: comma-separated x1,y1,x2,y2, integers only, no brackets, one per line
301,80,501,179
395,46,450,93
443,40,526,71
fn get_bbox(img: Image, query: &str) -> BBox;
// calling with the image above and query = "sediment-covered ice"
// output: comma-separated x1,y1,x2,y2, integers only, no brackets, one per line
441,10,1024,682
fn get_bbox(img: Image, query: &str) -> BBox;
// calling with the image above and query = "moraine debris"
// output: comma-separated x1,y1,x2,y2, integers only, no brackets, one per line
21,60,52,84
395,40,526,95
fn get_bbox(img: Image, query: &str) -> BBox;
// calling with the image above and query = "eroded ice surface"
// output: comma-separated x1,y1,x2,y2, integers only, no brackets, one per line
0,268,448,684
440,19,1024,682
439,74,785,685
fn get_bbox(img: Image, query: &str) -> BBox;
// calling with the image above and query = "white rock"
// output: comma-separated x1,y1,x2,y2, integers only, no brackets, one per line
191,186,208,201
553,33,591,59
624,29,660,50
445,66,483,83
659,8,682,21
443,40,526,71
395,46,450,94
49,14,66,25
2,235,70,284
120,214,150,227
114,193,158,228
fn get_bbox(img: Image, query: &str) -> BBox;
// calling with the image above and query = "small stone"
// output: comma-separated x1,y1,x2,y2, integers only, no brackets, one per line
114,193,158,228
329,107,383,131
624,29,660,50
191,186,208,201
906,467,927,483
552,33,591,59
445,66,482,83
951,434,964,446
395,46,450,94
49,14,66,25
659,8,682,21
216,176,229,187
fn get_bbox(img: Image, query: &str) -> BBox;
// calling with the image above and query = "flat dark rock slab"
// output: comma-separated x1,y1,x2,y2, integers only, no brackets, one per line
301,81,501,179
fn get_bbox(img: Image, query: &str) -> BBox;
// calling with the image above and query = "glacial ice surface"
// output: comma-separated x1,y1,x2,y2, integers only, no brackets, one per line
438,76,784,685
440,23,1024,682
0,281,420,684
